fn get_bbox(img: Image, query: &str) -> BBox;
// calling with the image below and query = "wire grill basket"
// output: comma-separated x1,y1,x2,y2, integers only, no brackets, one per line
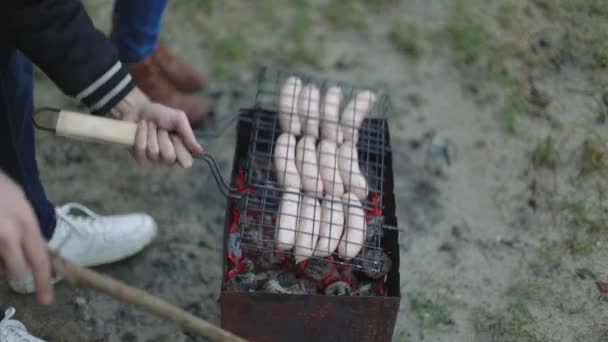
230,66,394,274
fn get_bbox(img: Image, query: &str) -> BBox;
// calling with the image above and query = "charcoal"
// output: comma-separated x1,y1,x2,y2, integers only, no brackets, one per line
352,282,381,297
299,278,319,295
227,273,257,292
241,258,255,273
254,271,271,285
256,251,282,270
324,281,352,296
277,271,298,288
304,258,339,282
357,249,392,279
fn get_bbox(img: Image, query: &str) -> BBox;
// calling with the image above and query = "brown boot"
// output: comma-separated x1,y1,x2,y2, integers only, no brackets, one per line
125,55,208,125
152,43,205,93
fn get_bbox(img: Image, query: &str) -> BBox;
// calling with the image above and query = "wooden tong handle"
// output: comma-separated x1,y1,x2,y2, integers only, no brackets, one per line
56,110,137,146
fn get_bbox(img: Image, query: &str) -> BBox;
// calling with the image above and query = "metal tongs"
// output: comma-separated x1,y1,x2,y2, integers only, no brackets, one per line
33,107,245,199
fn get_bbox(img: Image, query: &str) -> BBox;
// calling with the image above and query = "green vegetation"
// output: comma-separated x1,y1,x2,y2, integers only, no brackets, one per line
472,301,554,342
500,89,528,134
569,0,608,16
579,136,607,175
507,280,556,306
563,199,608,233
211,33,249,78
445,16,487,65
409,291,454,329
531,136,557,169
570,240,593,256
323,0,363,28
388,21,421,58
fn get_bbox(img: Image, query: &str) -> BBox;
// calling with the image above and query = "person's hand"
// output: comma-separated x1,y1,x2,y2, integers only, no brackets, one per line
0,172,53,305
110,87,203,168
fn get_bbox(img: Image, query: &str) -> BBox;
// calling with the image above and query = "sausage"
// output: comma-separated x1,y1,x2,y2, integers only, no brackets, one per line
275,188,301,251
337,141,368,201
294,195,322,263
337,192,367,260
341,90,376,143
314,195,344,257
297,84,321,138
317,140,344,196
295,136,324,195
320,86,343,143
279,77,302,135
274,133,301,189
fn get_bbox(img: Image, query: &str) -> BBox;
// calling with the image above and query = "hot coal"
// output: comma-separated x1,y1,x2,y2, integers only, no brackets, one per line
324,281,352,296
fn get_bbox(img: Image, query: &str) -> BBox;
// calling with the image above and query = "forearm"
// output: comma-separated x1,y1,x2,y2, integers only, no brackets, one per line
0,0,133,114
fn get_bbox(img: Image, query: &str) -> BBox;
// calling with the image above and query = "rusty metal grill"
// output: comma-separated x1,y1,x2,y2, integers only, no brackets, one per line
231,66,393,274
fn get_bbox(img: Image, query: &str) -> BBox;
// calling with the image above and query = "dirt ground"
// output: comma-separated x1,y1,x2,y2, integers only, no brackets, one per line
2,0,608,341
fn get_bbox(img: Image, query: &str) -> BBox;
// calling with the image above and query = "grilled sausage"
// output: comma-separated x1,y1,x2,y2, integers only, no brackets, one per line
317,140,344,196
274,133,301,189
320,86,343,143
314,195,345,257
295,136,324,195
279,76,302,135
275,188,301,251
341,90,376,143
338,141,368,201
294,195,322,263
337,192,366,260
297,84,321,138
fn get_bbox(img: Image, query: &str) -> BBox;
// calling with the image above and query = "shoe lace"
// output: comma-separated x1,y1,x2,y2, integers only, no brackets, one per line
52,203,102,251
0,308,31,340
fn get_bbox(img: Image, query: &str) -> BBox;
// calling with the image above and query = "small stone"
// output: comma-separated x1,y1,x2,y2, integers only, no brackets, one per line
439,242,454,252
529,85,551,109
324,281,351,296
74,297,87,306
451,225,462,239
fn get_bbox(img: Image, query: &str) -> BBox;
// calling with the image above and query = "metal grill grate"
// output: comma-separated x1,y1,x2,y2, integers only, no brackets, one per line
229,66,393,274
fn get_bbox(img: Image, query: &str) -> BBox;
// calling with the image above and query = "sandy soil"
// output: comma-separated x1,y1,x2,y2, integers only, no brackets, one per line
2,1,608,341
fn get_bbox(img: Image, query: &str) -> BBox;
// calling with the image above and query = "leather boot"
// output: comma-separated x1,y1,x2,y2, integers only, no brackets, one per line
152,43,205,92
125,55,208,125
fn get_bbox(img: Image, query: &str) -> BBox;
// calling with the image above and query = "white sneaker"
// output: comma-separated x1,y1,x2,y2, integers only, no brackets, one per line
9,203,157,294
0,307,45,342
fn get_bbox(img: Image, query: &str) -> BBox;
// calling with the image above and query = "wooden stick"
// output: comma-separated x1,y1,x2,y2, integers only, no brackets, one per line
50,253,246,342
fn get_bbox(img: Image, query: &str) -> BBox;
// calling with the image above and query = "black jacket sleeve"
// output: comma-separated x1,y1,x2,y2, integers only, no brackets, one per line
0,0,134,114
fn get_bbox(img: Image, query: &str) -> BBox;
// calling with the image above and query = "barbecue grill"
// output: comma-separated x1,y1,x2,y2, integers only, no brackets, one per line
219,66,401,342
